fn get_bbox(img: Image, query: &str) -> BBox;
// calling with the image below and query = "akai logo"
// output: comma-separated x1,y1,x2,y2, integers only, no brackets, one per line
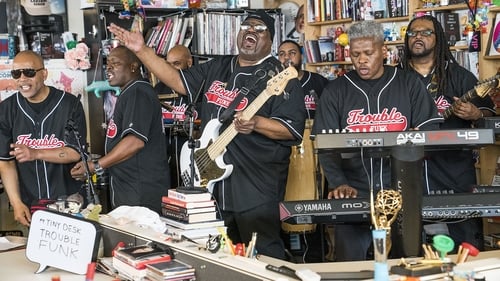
396,132,426,145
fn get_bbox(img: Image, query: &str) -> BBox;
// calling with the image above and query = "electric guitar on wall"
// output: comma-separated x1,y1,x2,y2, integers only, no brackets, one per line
179,66,298,193
442,73,500,119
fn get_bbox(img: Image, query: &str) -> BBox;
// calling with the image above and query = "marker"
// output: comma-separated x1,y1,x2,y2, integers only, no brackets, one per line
85,262,96,281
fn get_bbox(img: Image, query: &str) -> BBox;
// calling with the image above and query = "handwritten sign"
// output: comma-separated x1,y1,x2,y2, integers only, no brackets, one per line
26,210,101,274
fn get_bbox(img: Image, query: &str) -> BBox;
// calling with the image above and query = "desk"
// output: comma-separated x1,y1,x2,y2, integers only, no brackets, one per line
99,217,290,281
99,216,500,281
0,249,114,281
3,217,499,281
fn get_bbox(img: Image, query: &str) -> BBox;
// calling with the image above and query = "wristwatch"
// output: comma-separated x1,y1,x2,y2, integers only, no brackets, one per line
92,159,105,176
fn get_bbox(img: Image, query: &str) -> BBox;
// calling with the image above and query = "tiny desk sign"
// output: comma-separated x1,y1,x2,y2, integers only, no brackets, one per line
26,210,102,274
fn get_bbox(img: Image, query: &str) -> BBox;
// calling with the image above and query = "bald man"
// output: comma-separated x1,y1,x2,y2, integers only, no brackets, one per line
154,45,194,189
0,50,87,226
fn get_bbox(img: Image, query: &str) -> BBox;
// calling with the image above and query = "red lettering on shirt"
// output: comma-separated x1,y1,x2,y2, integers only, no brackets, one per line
107,119,117,138
434,96,450,115
205,80,248,111
345,108,407,132
162,103,198,122
16,134,65,149
305,94,316,111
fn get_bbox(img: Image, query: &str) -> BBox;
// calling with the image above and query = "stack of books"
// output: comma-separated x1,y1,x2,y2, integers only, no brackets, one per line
161,189,224,230
145,259,195,281
112,244,172,281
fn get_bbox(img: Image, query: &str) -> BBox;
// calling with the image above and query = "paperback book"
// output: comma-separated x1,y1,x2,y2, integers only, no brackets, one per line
162,202,216,214
114,244,171,269
161,207,217,223
145,259,195,280
161,216,224,230
162,196,215,209
167,188,212,202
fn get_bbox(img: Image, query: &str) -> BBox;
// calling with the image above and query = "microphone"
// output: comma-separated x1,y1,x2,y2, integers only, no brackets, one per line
65,94,100,205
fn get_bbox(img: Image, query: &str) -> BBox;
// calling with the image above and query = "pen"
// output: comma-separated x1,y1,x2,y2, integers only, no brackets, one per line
86,262,96,281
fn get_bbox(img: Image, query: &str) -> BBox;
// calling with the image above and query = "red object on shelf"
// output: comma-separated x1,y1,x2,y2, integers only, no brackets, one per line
461,242,480,257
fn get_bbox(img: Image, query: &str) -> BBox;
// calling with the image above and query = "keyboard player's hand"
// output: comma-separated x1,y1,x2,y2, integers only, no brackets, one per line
328,184,358,199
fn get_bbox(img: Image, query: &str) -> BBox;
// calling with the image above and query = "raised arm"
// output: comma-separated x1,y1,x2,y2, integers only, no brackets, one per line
108,23,187,95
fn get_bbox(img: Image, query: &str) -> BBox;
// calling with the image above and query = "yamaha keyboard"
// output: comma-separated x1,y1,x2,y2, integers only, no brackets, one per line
279,193,500,225
313,129,494,151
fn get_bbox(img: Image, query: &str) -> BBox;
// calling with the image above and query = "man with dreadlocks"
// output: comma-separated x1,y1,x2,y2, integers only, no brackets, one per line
400,15,496,252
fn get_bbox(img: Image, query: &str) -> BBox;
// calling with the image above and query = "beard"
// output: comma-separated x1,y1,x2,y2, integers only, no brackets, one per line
409,45,433,58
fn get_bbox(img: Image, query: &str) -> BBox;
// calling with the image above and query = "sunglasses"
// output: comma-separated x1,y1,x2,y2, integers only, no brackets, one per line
240,24,268,33
406,30,434,37
11,68,44,79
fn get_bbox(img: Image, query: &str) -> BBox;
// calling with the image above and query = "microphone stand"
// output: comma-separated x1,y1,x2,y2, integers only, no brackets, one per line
175,102,207,194
176,80,207,194
66,120,100,205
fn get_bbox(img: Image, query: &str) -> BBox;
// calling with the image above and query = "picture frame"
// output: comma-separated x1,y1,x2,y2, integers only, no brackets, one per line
486,13,500,56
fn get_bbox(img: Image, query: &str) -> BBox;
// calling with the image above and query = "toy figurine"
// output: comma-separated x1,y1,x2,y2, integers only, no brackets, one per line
65,193,84,214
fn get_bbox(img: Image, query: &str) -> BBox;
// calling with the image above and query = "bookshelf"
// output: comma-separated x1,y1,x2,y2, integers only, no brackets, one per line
302,0,494,78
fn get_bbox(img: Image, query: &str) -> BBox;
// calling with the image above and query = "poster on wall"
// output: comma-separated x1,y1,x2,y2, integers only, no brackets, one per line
486,13,500,56
280,1,301,43
0,59,86,103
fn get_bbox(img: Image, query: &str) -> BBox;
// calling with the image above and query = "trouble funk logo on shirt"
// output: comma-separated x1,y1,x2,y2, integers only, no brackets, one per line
106,119,117,138
345,108,407,132
434,96,451,116
16,134,65,149
205,81,248,110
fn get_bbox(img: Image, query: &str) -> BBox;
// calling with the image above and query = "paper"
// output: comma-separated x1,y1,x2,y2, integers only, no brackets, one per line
0,236,27,251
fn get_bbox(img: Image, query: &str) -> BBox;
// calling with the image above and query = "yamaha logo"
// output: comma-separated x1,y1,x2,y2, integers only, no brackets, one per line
295,202,333,213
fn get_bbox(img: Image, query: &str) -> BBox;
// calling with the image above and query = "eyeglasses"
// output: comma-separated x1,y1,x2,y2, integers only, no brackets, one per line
406,30,434,37
11,68,44,79
240,24,268,33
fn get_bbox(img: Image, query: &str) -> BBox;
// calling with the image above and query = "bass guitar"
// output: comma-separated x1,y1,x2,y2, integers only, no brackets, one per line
442,73,500,119
179,66,298,192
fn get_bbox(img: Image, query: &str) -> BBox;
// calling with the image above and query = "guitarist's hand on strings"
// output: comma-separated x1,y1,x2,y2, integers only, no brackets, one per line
451,97,484,121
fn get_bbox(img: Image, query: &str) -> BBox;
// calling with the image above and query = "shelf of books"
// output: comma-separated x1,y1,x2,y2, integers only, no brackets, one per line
306,0,410,24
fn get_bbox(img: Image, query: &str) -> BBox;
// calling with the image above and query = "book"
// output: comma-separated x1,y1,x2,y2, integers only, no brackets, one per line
114,244,171,269
112,256,148,280
167,188,212,202
318,37,334,62
437,12,461,46
162,202,216,214
162,196,215,209
161,216,224,230
182,17,194,48
162,208,216,223
165,225,222,241
145,259,195,278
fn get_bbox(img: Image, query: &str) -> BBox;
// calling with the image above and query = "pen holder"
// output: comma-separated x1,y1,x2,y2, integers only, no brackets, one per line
372,229,389,281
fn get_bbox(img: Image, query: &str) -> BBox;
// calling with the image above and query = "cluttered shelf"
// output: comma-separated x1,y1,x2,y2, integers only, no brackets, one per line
307,16,410,26
413,3,469,13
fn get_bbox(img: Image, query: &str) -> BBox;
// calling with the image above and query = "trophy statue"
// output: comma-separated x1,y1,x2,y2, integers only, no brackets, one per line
371,189,403,252
370,189,402,281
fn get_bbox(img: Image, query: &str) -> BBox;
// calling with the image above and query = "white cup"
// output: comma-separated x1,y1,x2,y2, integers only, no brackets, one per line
440,0,449,5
